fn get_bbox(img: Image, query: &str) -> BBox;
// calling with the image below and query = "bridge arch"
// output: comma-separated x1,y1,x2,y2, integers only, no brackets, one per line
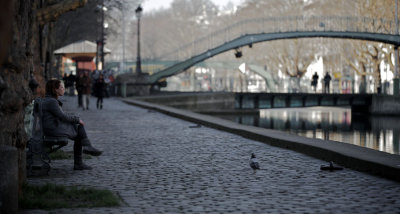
149,16,400,84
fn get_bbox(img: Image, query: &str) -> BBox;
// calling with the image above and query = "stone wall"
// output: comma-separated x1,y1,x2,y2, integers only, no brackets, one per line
371,95,400,115
115,73,151,97
134,92,236,111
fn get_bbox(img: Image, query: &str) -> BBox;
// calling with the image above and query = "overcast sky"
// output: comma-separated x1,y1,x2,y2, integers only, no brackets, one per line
142,0,244,12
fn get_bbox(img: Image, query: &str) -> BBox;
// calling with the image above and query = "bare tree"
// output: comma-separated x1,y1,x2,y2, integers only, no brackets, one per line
345,0,397,93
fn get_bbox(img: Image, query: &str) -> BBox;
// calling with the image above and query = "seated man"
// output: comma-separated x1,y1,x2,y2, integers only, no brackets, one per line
42,80,102,170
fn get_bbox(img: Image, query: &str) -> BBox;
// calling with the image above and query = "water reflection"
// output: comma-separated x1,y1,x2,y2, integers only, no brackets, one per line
215,107,400,155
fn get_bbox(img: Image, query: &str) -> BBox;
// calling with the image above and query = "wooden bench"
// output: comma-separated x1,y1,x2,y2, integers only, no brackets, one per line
26,97,69,175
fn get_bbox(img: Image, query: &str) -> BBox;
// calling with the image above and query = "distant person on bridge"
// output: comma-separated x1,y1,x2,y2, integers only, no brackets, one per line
323,73,332,93
311,72,319,92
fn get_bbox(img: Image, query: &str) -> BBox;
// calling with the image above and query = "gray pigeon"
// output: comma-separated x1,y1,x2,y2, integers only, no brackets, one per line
189,124,202,128
320,161,343,171
249,153,260,170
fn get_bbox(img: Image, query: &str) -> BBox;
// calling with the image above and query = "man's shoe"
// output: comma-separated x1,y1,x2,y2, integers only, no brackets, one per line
83,146,103,156
74,163,92,170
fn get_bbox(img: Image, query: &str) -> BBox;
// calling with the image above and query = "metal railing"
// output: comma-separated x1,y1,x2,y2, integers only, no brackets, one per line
159,16,399,62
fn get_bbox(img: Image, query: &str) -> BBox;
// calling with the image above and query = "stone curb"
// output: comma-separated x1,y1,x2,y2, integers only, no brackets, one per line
122,98,400,182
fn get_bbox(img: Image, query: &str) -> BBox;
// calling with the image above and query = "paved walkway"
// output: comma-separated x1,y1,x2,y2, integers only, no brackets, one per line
21,96,400,213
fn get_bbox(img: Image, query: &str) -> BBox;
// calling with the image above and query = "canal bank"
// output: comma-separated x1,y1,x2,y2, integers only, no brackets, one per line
132,92,400,115
122,98,400,182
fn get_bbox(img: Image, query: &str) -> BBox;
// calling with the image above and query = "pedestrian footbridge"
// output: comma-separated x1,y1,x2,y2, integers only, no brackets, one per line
148,16,400,85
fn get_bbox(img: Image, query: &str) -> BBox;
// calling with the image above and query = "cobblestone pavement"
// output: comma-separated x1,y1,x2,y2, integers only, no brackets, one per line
21,96,400,214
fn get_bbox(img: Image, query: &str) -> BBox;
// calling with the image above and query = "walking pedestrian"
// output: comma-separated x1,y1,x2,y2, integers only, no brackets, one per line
94,74,106,109
75,71,84,108
323,73,332,93
81,70,91,110
42,79,102,170
62,74,68,94
67,73,76,96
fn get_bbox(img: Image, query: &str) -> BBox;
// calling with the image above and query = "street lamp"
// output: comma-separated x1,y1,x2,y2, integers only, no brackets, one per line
135,5,143,74
96,1,107,71
100,4,107,70
394,0,399,95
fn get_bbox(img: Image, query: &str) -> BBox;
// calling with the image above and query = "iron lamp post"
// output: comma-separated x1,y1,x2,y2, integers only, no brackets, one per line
394,0,399,95
135,5,143,74
96,2,107,71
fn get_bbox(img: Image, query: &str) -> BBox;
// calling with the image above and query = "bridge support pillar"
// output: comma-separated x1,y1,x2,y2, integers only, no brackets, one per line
120,83,127,98
394,78,400,96
351,105,370,115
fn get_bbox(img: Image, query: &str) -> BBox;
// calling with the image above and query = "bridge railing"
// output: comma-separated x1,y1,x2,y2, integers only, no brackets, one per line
160,16,399,62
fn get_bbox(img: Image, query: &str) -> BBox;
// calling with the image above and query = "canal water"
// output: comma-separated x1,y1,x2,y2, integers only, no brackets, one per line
214,107,400,155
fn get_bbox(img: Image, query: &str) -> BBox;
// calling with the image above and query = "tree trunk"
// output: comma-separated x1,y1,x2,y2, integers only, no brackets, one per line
0,0,87,210
0,0,38,196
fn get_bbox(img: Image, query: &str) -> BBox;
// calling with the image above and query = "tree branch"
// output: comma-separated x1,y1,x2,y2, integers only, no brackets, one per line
36,0,88,25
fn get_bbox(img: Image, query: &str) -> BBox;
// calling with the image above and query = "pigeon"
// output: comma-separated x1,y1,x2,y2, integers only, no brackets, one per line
320,161,343,171
249,153,260,170
189,124,202,128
